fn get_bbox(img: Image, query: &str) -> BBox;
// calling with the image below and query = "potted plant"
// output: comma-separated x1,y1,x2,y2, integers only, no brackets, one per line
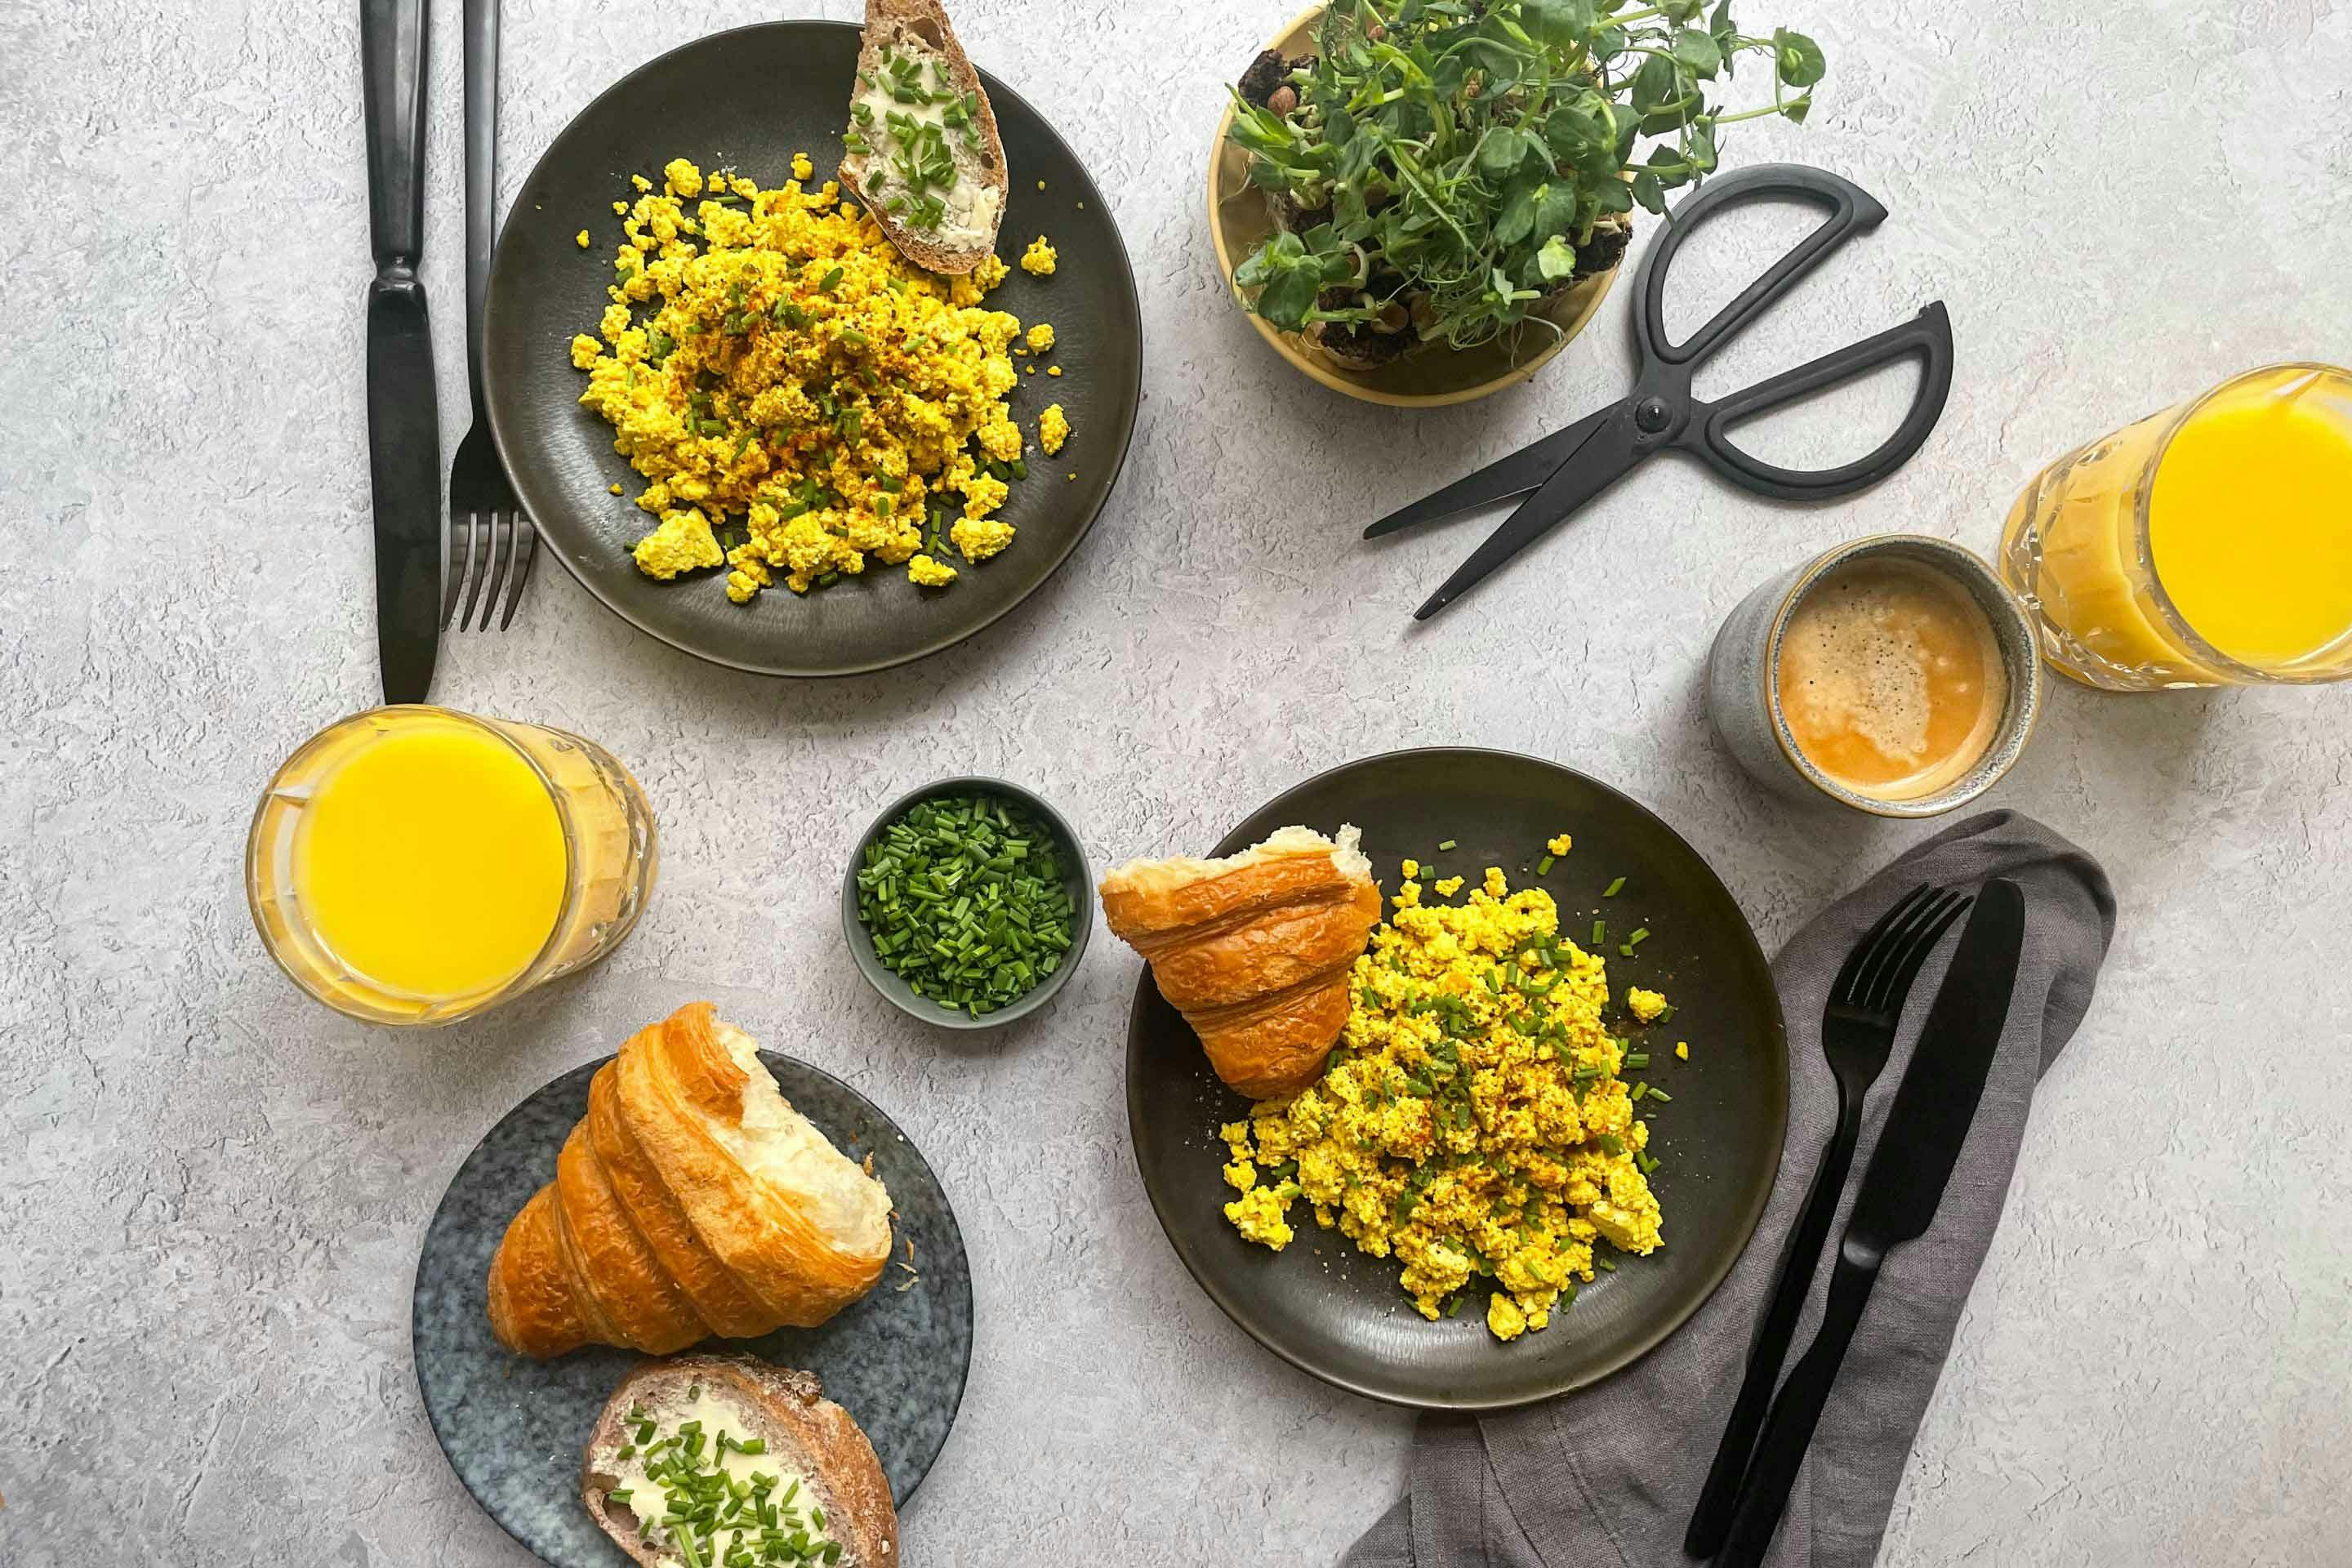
1209,0,1827,404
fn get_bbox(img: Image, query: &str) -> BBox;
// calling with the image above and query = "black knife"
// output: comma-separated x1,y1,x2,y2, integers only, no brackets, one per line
1715,878,2027,1567
361,0,441,704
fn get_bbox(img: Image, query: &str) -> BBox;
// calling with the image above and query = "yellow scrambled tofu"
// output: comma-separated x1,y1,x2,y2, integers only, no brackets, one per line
1221,863,1664,1342
1039,403,1069,457
571,156,1063,599
1628,987,1670,1022
1020,234,1057,275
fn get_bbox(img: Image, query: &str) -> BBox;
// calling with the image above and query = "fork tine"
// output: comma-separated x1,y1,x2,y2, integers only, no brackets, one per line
1862,889,1973,1014
458,512,492,631
441,511,470,630
497,514,537,630
479,513,514,632
1850,885,1960,1009
1830,885,1935,1007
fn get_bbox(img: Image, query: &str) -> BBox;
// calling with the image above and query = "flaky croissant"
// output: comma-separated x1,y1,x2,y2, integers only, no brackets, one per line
487,1002,893,1358
1099,825,1382,1098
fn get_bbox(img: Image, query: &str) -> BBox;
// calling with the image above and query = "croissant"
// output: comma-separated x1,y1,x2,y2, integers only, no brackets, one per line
487,1002,893,1358
1099,825,1382,1099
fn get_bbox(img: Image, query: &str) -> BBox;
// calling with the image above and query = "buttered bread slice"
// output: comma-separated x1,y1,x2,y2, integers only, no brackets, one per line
837,0,1009,274
583,1356,898,1567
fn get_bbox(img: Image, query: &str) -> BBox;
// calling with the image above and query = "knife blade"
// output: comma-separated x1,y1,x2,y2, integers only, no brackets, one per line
1714,877,2026,1566
1843,875,2025,1258
361,0,440,705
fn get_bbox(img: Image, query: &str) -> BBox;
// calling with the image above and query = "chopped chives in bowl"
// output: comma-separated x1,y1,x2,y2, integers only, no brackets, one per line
851,789,1080,1020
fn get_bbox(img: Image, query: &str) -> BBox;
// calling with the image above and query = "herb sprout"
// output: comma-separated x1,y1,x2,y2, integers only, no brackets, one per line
1226,0,1826,359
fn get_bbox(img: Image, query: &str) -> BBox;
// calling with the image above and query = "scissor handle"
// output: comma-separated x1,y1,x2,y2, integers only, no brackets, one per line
1683,301,1955,500
1630,163,1887,371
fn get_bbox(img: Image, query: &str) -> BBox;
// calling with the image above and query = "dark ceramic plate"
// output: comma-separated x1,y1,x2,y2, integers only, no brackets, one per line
1126,749,1787,1410
415,1052,971,1566
484,20,1143,677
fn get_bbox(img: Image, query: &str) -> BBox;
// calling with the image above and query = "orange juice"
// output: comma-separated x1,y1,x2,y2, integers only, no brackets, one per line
248,708,657,1025
2001,363,2352,688
2146,380,2352,669
294,721,568,998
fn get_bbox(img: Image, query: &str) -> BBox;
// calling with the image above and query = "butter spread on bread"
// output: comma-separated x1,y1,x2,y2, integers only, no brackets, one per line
583,1355,898,1568
487,1004,893,1358
837,0,1009,274
1099,825,1382,1098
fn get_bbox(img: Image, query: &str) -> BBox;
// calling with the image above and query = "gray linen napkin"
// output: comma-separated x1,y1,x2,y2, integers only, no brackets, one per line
1341,809,2116,1568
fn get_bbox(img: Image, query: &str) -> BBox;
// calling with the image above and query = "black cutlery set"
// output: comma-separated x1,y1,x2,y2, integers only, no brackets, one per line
1686,878,2026,1564
360,0,532,708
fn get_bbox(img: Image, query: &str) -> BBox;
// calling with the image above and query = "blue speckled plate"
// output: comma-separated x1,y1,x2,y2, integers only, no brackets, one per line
414,1052,972,1566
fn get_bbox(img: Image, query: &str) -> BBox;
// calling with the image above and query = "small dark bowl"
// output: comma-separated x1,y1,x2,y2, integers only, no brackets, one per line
840,778,1094,1030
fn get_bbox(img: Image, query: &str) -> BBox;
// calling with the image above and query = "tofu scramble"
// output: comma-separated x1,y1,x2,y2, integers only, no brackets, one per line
1220,862,1666,1343
570,157,1062,599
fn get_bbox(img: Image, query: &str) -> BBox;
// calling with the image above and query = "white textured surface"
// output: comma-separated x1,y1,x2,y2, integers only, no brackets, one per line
4,0,2350,1563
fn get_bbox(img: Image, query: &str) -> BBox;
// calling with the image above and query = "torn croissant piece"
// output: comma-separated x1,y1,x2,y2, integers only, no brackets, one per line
487,1002,894,1358
1099,825,1382,1098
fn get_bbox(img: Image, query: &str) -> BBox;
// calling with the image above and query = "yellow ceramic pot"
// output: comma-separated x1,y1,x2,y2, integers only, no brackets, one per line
1206,3,1623,408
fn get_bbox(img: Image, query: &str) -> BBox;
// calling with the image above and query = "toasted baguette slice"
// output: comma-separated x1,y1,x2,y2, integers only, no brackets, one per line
837,0,1009,274
583,1356,898,1568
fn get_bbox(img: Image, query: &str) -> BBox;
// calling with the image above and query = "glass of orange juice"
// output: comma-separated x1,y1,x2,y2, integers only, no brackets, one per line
246,706,657,1026
1999,363,2352,689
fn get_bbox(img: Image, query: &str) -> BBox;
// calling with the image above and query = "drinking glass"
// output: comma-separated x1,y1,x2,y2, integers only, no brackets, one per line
1998,363,2352,690
247,706,658,1026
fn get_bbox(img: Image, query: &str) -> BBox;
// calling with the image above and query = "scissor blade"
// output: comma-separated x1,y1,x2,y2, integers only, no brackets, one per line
1365,404,1619,539
1414,408,1647,620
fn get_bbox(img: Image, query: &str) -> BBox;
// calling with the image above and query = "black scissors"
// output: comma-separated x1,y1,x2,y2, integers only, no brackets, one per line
1366,164,1953,621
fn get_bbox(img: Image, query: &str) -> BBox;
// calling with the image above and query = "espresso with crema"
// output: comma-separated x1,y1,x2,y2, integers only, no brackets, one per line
1775,561,2007,800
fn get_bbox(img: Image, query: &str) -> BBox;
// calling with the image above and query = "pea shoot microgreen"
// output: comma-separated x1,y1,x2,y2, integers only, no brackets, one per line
1226,0,1827,352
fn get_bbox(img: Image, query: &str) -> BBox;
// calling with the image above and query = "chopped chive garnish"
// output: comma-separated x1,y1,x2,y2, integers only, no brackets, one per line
1604,876,1626,897
853,792,1075,1013
1646,1086,1673,1102
1437,839,1458,851
1627,927,1650,947
1624,1052,1650,1068
1536,854,1555,874
1592,920,1607,945
1598,1255,1617,1272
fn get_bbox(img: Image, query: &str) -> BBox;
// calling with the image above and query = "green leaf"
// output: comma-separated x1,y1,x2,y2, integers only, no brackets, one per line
1671,27,1722,78
1773,28,1827,88
1780,91,1812,124
1592,176,1634,215
1630,171,1665,214
1521,0,1595,46
1532,180,1579,240
1630,52,1680,113
1255,265,1324,330
1232,229,1303,288
1661,0,1704,19
1684,120,1719,174
1494,173,1541,245
1544,103,1602,159
1535,234,1578,282
1476,125,1527,176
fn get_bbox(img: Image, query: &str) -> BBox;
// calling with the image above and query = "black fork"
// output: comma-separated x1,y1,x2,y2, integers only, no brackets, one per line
441,0,534,633
1686,883,1972,1558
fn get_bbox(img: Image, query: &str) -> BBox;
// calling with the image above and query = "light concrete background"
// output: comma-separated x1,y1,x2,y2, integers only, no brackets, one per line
4,0,2348,1562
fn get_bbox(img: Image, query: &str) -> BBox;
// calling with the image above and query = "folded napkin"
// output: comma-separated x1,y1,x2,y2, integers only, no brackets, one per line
1342,809,2116,1568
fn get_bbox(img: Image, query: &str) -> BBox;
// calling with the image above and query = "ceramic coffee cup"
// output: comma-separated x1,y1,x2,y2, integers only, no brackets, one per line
1706,534,2042,817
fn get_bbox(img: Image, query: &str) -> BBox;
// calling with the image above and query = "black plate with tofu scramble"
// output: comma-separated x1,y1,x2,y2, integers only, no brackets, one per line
484,20,1142,677
1125,748,1787,1410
